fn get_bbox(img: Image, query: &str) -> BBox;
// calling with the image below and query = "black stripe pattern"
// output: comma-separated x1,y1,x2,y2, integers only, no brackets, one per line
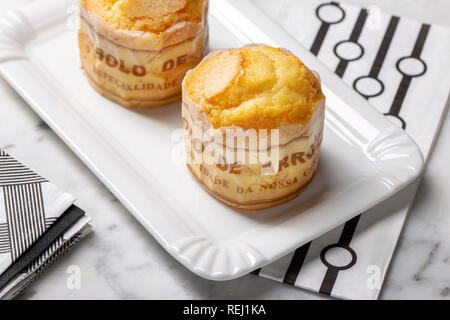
0,151,75,267
1,230,86,300
3,184,47,261
0,150,47,186
310,3,429,297
385,24,430,129
0,224,10,254
282,242,311,285
333,8,368,77
254,1,432,298
311,2,346,56
353,16,400,99
319,216,359,295
0,205,85,289
0,150,87,298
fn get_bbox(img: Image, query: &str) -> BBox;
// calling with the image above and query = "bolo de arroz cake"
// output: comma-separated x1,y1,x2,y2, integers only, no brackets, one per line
78,0,209,108
182,45,325,210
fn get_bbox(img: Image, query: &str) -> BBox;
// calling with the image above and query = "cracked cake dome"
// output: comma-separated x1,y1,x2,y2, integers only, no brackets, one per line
182,45,326,210
78,0,209,108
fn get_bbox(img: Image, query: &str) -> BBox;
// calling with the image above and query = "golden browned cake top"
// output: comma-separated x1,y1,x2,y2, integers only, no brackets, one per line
81,0,205,34
185,45,325,130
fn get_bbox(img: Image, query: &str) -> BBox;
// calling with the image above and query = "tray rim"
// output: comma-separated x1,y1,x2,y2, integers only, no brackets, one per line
0,0,424,280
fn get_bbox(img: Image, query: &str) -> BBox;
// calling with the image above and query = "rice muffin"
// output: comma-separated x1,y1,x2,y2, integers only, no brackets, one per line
182,45,325,210
78,0,209,108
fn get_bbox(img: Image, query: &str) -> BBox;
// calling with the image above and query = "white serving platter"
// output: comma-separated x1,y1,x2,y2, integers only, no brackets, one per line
0,0,424,280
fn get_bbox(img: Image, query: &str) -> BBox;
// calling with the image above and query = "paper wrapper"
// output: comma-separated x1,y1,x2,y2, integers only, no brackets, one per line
182,49,325,210
78,1,209,108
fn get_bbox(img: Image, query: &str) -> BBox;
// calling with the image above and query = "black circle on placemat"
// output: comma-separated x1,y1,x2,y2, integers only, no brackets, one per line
396,56,427,78
334,40,364,62
316,2,346,25
384,113,407,129
353,76,385,99
320,244,357,271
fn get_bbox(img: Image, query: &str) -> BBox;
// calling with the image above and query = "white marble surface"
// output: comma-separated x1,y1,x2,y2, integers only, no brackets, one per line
0,0,449,300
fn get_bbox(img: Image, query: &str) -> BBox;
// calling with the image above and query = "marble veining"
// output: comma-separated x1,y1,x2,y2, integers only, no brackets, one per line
0,0,448,300
413,242,440,282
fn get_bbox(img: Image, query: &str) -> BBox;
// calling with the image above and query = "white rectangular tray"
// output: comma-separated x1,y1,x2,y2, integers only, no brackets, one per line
0,0,423,280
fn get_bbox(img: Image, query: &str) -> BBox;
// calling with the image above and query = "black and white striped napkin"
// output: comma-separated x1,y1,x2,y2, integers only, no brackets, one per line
252,0,450,299
0,149,91,299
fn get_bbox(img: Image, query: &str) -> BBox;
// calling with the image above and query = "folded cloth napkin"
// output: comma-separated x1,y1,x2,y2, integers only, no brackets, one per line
0,149,91,299
251,0,450,300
